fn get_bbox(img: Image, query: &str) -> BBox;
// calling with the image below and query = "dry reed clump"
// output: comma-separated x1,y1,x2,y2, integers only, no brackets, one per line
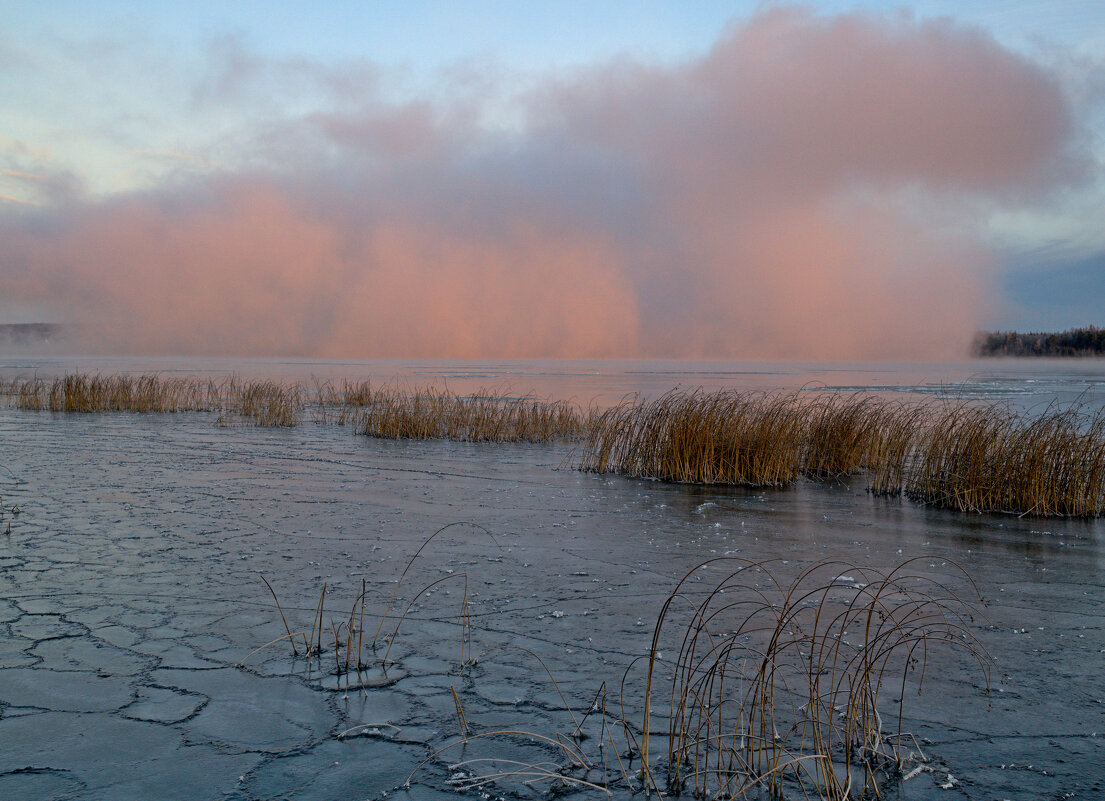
6,372,304,427
225,380,303,427
579,390,807,486
802,394,887,478
313,378,376,408
579,389,1105,518
242,524,492,681
637,558,990,800
312,378,376,424
865,402,927,497
906,403,1105,517
355,386,585,443
386,555,991,799
7,373,225,413
8,378,48,410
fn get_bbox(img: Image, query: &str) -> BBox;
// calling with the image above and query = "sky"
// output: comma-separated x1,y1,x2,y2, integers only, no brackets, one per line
2,1,1104,359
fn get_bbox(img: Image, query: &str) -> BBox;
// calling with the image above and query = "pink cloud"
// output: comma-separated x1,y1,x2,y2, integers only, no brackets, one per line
0,9,1085,359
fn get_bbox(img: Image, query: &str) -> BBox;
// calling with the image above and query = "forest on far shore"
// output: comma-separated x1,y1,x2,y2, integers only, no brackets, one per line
973,326,1105,357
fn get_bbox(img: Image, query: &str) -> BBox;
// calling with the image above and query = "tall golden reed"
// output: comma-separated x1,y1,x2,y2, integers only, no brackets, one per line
5,373,303,426
580,389,805,485
353,386,584,443
640,557,990,799
906,402,1105,516
578,389,1105,517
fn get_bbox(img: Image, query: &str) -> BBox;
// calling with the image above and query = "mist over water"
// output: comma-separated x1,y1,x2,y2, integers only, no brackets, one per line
4,354,1105,411
0,9,1089,361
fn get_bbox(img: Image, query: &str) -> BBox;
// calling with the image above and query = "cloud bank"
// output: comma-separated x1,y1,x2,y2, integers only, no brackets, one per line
0,9,1086,359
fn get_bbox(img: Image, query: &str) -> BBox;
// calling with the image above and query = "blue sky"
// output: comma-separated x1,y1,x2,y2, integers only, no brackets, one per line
6,1,1101,195
2,2,1104,354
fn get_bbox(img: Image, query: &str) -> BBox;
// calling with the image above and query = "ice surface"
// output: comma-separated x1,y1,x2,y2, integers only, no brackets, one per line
0,357,1102,799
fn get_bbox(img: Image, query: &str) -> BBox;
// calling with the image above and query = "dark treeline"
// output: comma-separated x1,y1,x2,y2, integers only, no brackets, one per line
973,326,1105,357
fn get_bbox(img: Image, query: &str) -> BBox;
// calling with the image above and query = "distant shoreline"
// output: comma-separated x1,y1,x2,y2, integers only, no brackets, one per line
972,326,1105,358
5,321,1105,359
0,323,63,345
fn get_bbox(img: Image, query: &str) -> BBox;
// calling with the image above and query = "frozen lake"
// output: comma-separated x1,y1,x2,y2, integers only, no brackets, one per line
0,358,1102,799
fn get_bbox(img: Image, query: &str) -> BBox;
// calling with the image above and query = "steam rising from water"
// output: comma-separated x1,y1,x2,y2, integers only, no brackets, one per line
0,9,1084,358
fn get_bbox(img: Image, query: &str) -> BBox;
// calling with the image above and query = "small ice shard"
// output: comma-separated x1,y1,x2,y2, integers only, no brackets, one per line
939,774,959,789
551,610,564,618
902,764,931,781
